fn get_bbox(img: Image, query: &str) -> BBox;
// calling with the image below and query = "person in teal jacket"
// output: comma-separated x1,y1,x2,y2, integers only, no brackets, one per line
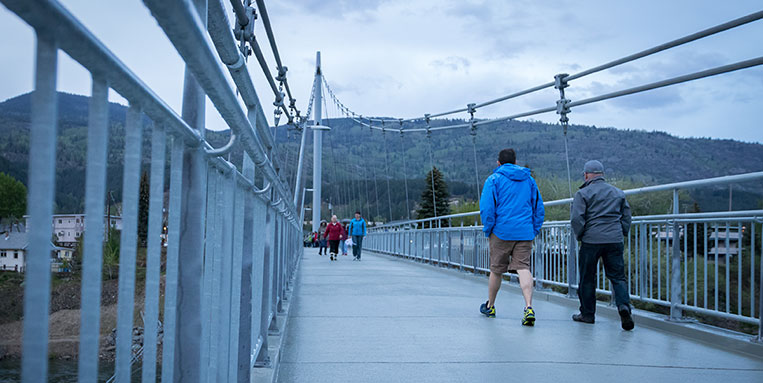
479,148,544,326
348,211,367,261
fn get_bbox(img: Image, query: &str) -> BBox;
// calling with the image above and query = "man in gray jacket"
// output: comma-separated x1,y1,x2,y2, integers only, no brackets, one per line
570,160,634,330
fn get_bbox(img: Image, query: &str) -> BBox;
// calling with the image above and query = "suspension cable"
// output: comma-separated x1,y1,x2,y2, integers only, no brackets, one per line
398,119,411,220
382,125,393,221
425,115,438,219
369,122,381,222
467,103,481,202
555,74,575,199
319,10,763,125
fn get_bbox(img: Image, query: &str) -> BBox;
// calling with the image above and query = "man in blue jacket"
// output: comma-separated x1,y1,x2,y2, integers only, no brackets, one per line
348,211,367,261
479,149,544,325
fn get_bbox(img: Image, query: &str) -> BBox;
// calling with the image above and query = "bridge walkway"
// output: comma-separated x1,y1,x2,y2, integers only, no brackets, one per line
276,248,763,382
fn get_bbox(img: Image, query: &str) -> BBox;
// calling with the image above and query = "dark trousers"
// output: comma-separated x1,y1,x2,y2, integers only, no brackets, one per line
328,239,340,254
577,242,631,317
352,235,364,259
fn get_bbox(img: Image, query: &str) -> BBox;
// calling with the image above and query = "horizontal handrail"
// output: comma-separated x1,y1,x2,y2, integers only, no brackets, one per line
372,171,763,229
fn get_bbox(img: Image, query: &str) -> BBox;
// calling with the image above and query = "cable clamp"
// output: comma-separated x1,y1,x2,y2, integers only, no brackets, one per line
276,66,287,82
467,103,477,136
236,6,257,42
556,98,571,122
554,73,569,90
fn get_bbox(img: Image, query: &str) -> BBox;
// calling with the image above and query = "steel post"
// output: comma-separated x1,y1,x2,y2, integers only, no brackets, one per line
311,52,323,232
175,19,208,381
294,126,308,207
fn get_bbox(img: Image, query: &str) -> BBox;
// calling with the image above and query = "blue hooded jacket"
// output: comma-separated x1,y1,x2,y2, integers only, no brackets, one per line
480,164,545,241
349,217,367,236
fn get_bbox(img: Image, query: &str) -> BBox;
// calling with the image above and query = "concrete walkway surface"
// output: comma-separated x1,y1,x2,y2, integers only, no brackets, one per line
277,248,763,382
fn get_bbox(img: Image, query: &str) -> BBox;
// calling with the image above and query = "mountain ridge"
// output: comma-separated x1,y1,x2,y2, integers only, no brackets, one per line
1,91,761,215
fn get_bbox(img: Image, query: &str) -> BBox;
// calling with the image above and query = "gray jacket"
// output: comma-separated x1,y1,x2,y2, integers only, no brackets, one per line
571,177,632,244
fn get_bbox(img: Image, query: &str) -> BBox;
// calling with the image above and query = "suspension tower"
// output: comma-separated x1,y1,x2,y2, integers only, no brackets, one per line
311,51,323,232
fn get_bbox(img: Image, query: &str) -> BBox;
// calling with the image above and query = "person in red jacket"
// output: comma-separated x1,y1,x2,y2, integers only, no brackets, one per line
323,215,347,261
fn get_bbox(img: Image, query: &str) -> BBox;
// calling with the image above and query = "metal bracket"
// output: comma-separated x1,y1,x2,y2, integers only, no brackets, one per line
204,132,237,157
252,181,272,195
425,114,432,138
467,103,477,136
276,66,287,83
554,73,571,130
233,6,257,42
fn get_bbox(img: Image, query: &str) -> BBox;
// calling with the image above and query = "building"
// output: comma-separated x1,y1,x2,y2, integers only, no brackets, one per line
708,227,741,259
24,214,122,247
0,231,71,273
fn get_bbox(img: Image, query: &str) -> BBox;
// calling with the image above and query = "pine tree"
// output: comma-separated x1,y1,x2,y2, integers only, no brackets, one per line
416,166,450,223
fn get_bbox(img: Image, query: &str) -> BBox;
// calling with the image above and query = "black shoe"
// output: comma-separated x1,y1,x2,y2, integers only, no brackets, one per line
572,313,595,324
619,305,634,331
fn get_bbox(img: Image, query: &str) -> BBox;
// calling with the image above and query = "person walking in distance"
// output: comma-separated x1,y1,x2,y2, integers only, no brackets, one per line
340,222,350,256
317,221,328,255
348,211,367,261
479,149,545,325
324,215,347,261
571,160,635,330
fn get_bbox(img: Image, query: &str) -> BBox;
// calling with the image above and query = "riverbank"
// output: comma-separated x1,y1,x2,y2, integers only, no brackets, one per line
0,274,163,362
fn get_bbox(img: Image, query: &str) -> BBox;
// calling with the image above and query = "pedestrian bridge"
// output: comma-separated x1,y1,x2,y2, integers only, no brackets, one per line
3,1,763,382
274,248,762,382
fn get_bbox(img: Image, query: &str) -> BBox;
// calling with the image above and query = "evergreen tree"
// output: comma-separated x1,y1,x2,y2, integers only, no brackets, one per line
0,172,26,222
416,166,451,223
138,171,150,247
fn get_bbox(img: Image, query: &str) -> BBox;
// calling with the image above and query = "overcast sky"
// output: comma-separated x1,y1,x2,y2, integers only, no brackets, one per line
1,1,762,143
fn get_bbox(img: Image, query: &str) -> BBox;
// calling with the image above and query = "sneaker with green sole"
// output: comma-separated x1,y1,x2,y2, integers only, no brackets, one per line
479,301,496,318
522,306,536,326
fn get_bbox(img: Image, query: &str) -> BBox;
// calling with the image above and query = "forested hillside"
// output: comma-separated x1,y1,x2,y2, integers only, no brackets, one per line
1,91,761,219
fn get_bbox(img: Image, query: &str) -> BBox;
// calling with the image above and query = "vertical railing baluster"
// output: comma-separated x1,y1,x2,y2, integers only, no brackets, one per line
78,76,109,383
115,105,144,383
229,175,247,382
758,221,762,342
693,222,698,308
215,170,235,381
200,166,217,383
703,223,708,310
255,197,274,367
714,223,719,310
669,189,682,320
270,211,281,323
161,136,185,383
22,34,58,383
750,222,755,320
141,123,166,382
682,223,689,306
737,222,742,316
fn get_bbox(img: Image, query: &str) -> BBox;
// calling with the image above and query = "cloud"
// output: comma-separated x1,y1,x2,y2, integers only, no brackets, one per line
429,56,471,72
271,0,386,22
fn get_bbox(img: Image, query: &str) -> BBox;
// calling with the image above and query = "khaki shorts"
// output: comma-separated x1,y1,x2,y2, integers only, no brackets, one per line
489,234,532,274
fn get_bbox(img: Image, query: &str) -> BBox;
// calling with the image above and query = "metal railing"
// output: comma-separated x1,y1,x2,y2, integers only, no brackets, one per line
2,0,303,382
367,173,763,340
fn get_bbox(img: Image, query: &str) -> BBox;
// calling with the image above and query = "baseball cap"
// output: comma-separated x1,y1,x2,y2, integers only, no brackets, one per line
583,160,604,174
